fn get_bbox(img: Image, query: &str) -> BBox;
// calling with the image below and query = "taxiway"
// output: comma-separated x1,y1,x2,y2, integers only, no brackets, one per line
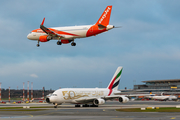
0,101,180,120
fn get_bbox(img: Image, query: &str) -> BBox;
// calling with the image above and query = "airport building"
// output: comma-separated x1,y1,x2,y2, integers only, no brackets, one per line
133,79,180,95
120,79,180,96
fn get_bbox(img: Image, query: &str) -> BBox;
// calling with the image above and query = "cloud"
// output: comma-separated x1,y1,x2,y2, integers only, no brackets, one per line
0,1,180,90
30,74,38,78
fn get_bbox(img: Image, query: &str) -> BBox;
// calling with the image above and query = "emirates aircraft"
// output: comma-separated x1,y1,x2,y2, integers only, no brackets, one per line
27,5,116,47
46,67,152,108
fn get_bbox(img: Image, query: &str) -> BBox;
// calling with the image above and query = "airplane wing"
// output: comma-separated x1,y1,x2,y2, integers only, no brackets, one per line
74,97,97,103
40,18,64,38
103,94,155,100
74,94,155,103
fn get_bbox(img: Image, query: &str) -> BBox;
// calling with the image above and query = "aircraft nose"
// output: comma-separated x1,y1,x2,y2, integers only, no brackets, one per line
27,33,31,39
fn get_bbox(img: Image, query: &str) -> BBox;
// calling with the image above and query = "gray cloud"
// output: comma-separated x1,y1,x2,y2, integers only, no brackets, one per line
0,1,180,89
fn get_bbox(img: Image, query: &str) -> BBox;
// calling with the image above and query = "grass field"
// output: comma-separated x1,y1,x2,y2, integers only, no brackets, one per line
116,107,180,112
0,107,47,111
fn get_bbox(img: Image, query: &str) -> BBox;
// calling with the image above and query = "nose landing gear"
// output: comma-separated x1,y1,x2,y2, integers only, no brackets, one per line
37,40,40,47
54,103,58,108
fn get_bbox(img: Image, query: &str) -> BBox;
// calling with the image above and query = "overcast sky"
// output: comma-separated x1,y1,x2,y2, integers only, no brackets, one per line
0,0,180,90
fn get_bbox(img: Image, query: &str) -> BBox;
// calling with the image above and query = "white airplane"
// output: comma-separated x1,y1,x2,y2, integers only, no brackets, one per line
46,67,152,108
147,92,178,101
27,5,117,47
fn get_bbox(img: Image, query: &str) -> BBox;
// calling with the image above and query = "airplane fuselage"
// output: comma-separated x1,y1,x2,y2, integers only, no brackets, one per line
27,5,115,46
27,25,114,41
148,95,177,101
48,88,116,104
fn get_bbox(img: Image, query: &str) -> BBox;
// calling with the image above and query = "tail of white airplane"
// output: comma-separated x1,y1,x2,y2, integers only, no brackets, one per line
107,66,123,90
96,5,112,27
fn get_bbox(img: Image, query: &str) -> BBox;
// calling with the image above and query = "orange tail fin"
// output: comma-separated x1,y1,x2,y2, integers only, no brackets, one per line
96,5,112,26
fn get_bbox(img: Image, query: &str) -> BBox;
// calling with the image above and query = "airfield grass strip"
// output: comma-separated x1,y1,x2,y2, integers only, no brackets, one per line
116,107,180,112
0,106,50,111
0,109,47,111
0,106,53,109
0,107,22,109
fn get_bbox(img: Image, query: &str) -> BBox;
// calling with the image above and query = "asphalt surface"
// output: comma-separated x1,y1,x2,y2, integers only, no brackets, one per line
0,101,180,120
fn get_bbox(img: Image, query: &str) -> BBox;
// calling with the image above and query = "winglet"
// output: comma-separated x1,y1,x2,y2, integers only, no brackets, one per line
41,18,45,26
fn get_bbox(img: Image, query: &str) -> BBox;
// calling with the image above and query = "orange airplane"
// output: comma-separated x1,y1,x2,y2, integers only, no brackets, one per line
27,6,117,47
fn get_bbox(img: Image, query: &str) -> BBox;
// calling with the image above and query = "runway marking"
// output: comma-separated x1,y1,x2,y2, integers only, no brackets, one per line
26,114,33,118
111,118,133,120
36,112,56,116
171,117,176,119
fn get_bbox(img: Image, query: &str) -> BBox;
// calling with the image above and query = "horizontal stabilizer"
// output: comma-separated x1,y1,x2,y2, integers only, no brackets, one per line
98,24,106,29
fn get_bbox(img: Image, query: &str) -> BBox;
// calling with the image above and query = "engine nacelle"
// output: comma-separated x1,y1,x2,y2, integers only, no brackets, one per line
46,98,51,103
93,99,105,105
39,35,52,42
118,96,129,103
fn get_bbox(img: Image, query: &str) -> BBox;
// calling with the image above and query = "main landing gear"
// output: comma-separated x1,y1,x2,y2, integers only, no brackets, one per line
57,41,76,46
75,104,81,107
71,42,76,46
57,41,62,45
75,104,98,107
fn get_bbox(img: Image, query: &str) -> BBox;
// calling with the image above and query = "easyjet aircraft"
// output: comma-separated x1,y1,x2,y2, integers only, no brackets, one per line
27,5,116,47
46,67,153,108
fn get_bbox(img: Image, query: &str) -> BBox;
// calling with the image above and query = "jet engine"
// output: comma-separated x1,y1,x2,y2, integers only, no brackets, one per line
118,96,129,103
39,35,52,42
46,98,51,103
93,99,105,105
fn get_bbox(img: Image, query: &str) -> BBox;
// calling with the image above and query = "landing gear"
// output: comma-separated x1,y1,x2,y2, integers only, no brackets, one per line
54,103,58,108
90,104,98,107
71,42,76,46
57,41,62,45
82,104,89,107
37,40,40,47
75,104,81,107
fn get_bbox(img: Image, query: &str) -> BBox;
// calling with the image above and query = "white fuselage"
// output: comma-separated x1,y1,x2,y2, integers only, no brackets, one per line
49,88,116,104
27,25,114,40
148,95,177,101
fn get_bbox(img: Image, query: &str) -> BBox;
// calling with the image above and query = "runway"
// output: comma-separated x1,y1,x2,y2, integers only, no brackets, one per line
0,101,180,120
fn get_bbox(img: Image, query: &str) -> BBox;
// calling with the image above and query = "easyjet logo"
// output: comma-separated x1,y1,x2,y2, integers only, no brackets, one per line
99,7,111,24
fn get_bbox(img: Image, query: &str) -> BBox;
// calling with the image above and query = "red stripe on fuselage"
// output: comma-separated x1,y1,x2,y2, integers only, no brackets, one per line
32,28,80,36
108,89,112,96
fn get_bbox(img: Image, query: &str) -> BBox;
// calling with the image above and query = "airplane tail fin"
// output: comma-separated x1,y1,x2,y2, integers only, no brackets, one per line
96,5,112,27
107,66,123,90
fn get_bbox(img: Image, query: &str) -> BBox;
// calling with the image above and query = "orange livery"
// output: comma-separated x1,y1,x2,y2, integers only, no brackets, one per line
27,5,117,47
